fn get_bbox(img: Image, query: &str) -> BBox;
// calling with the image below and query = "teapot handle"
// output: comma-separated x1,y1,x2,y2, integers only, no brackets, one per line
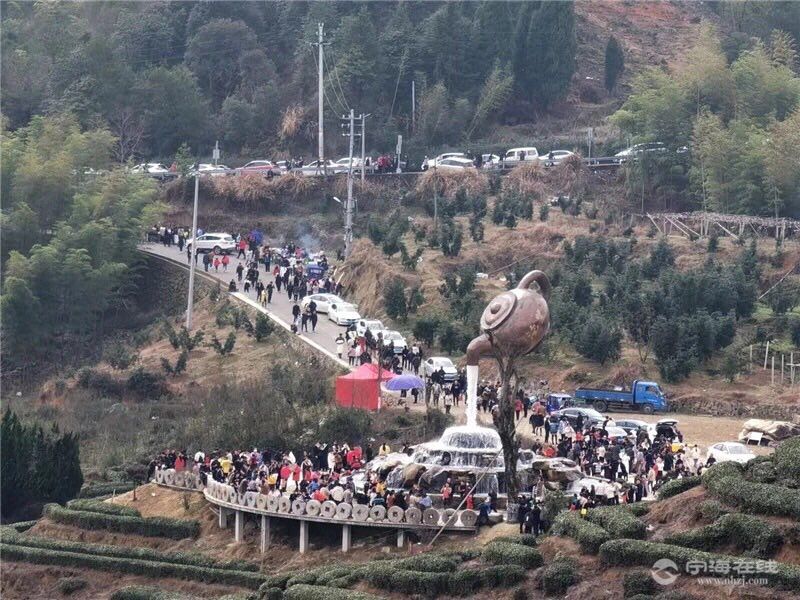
517,270,551,299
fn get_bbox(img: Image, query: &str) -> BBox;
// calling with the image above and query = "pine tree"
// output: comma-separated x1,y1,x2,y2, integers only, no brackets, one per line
383,279,408,320
604,36,625,91
527,2,577,107
1,409,83,518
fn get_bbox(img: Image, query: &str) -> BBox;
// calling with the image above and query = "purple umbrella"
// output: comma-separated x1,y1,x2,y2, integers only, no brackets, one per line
384,374,425,391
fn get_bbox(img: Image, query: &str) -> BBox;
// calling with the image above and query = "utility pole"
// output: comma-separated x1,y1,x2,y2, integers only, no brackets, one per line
411,80,415,132
343,109,355,257
314,23,327,175
186,170,199,330
360,113,370,184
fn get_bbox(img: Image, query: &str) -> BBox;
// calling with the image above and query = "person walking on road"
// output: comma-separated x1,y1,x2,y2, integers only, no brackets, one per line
221,254,230,271
237,237,247,259
266,281,274,304
335,334,346,359
236,262,244,282
309,299,318,332
202,253,211,272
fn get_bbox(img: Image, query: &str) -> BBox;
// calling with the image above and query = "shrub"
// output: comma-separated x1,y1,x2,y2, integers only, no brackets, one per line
539,203,550,221
585,505,646,539
355,562,398,589
697,500,728,521
541,557,579,595
657,476,701,500
623,570,656,597
255,314,275,342
598,539,800,590
259,588,284,600
209,332,237,356
6,531,258,571
448,570,484,596
623,503,651,517
774,436,800,481
394,553,459,572
0,542,266,588
702,463,800,518
78,482,135,498
126,368,167,399
161,350,188,377
389,569,450,597
482,541,543,568
480,564,526,587
664,513,783,558
58,576,88,595
111,586,182,600
285,572,319,587
745,456,778,483
43,503,200,539
491,533,538,547
552,511,610,553
313,567,352,586
76,369,124,395
283,585,381,600
259,573,293,592
66,499,141,517
9,520,38,532
104,342,137,370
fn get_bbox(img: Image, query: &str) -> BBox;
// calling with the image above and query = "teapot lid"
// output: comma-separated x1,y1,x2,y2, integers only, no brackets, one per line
480,291,517,331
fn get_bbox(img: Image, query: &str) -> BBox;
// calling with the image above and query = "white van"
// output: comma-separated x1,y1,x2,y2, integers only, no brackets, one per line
503,147,540,167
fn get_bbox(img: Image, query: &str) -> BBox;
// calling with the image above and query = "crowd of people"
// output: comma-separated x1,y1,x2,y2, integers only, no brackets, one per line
149,440,488,517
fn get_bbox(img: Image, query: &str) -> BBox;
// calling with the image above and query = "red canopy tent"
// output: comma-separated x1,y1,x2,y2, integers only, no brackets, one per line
335,363,393,411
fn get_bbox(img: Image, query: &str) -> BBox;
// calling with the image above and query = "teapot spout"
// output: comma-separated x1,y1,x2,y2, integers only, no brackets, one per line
466,333,492,366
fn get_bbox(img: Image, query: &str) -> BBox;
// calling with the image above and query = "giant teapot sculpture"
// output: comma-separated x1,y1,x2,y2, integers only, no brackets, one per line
466,270,550,365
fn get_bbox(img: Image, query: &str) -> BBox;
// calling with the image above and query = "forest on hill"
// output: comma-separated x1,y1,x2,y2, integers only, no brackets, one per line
1,0,579,159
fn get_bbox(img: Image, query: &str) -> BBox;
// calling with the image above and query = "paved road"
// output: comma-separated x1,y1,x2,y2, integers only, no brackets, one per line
139,243,387,372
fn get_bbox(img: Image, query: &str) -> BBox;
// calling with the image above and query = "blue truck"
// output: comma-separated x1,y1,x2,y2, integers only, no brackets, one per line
573,380,668,414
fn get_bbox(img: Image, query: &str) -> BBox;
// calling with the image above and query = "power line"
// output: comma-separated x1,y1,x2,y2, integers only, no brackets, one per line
309,46,346,117
322,50,349,114
326,43,352,112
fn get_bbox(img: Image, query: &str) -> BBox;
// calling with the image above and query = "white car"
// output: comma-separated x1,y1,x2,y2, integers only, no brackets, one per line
566,477,620,500
301,293,343,314
502,147,539,167
328,302,361,325
480,154,501,169
422,152,467,170
421,357,458,381
191,163,232,177
131,163,176,180
333,157,373,174
615,419,652,438
604,426,633,442
436,157,476,171
299,160,341,176
541,150,575,167
186,233,236,255
706,442,756,465
356,319,385,337
376,330,407,353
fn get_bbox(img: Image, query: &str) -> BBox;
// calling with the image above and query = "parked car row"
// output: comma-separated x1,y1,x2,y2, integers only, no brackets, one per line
421,148,577,172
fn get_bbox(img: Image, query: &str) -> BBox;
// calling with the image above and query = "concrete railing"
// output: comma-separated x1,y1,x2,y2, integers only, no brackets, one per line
204,477,479,530
153,468,205,492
